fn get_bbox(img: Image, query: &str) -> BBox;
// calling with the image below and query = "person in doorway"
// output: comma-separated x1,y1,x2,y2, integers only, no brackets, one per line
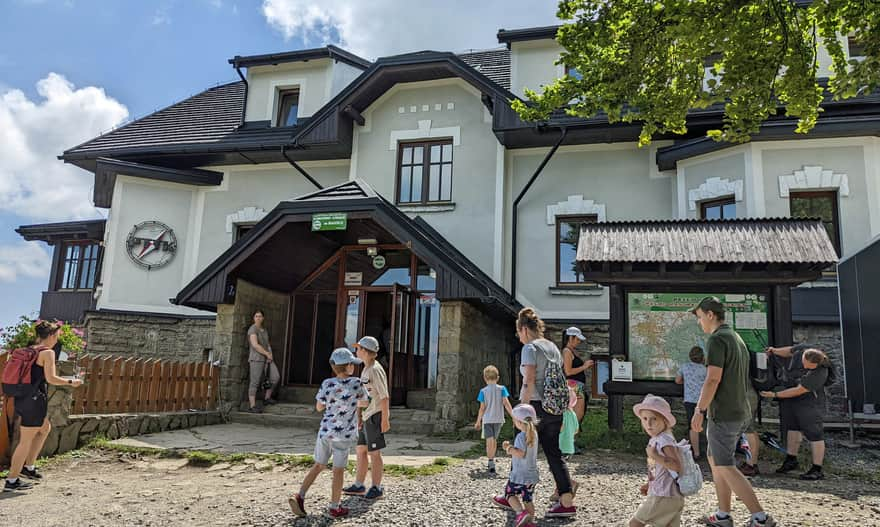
675,346,707,460
288,348,368,519
5,320,83,492
761,347,832,480
561,327,593,425
247,309,280,413
474,365,514,474
343,336,390,500
629,394,684,527
513,307,577,518
690,297,776,527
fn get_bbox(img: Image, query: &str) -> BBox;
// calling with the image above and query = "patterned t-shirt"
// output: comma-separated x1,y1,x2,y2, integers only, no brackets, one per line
678,361,707,404
316,376,368,441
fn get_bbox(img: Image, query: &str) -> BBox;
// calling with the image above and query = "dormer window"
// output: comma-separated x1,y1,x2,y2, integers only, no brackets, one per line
277,89,300,126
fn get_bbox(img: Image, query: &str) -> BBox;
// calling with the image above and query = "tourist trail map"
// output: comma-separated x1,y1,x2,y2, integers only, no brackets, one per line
627,293,769,381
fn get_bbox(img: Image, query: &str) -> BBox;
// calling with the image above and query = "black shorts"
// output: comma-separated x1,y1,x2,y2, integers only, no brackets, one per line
357,412,386,451
780,399,824,441
15,391,48,428
684,402,698,427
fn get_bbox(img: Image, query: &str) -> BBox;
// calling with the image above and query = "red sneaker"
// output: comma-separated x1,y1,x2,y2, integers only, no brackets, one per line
288,493,306,517
328,505,349,518
515,510,533,527
492,495,513,511
546,502,577,518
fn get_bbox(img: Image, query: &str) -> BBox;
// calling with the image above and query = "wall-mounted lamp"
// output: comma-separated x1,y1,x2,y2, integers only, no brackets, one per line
358,238,378,245
367,247,378,257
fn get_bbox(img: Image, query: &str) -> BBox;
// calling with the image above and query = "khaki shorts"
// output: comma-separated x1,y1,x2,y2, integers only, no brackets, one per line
633,495,684,527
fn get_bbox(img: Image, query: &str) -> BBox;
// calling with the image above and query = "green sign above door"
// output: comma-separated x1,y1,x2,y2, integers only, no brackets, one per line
311,213,347,231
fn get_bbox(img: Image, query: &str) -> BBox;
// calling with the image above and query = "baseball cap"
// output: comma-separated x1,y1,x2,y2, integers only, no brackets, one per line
356,336,380,353
689,296,725,317
564,327,586,341
511,403,537,422
330,347,362,365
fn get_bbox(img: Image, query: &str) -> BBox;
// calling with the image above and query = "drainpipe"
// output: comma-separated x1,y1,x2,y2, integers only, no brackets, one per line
282,144,323,190
510,126,568,301
233,63,248,128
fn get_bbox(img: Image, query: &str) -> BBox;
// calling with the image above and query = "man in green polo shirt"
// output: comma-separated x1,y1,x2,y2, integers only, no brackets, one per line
690,297,776,527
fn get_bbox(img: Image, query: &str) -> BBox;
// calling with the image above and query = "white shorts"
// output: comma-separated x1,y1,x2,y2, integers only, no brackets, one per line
314,436,354,468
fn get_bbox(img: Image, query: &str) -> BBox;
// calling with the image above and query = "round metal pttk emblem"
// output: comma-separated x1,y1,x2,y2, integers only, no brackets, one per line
125,221,178,270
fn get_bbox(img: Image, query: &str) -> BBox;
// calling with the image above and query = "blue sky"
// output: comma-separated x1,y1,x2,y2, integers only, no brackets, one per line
0,0,558,329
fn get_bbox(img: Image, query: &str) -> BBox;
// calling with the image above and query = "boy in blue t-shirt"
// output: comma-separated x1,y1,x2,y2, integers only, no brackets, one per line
289,348,368,519
474,365,514,473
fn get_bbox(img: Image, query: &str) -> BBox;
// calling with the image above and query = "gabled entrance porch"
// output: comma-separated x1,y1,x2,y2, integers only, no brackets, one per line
174,180,520,432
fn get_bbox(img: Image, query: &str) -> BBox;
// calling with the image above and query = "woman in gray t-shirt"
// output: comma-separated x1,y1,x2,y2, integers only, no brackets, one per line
516,307,577,518
247,309,280,412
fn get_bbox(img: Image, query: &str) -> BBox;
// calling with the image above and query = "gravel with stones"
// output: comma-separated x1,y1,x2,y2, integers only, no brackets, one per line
2,448,879,526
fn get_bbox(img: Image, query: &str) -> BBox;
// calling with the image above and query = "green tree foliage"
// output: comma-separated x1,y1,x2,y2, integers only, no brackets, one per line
513,0,880,145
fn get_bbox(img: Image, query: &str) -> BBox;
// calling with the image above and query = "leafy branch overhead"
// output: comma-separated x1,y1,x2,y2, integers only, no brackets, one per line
513,0,880,145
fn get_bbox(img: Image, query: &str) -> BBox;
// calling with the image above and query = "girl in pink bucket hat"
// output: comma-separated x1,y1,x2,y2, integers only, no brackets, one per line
630,395,685,527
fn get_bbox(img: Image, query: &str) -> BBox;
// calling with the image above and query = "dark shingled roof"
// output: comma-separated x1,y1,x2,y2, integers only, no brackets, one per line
575,218,839,264
458,48,511,90
64,81,247,158
16,219,106,243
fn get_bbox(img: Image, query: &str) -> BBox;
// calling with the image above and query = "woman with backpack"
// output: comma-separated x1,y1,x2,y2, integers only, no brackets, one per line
5,320,83,491
760,347,832,481
513,308,576,518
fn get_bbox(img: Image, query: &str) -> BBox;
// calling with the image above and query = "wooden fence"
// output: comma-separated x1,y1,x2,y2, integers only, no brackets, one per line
71,355,220,415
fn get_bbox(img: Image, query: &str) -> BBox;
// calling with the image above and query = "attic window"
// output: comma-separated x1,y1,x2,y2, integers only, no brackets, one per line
277,89,300,126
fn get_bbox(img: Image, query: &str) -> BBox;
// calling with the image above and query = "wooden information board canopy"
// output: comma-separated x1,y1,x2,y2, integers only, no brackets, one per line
575,217,838,430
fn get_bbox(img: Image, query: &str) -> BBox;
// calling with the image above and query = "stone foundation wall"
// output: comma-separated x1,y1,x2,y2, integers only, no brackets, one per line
434,301,515,433
214,279,289,411
85,311,215,362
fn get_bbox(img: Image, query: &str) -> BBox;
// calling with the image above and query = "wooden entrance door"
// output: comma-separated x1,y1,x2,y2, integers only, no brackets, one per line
388,283,413,405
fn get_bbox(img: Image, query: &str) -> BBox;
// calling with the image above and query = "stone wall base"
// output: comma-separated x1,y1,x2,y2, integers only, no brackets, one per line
85,311,215,362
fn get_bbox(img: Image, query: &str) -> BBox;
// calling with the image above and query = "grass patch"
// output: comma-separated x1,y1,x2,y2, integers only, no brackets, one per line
384,457,459,478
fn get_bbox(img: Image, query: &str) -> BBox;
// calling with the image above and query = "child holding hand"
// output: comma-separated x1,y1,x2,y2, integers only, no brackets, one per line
492,404,540,527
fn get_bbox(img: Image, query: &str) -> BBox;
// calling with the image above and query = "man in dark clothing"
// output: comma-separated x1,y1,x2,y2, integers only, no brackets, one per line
760,345,831,480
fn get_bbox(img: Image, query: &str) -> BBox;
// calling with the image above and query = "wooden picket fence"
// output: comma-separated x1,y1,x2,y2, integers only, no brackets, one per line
70,355,220,415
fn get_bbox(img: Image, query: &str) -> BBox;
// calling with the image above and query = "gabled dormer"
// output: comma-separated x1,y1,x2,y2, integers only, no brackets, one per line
229,45,371,128
497,26,564,98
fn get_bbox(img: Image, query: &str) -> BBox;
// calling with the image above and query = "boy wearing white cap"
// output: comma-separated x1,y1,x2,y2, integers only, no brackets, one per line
630,394,684,527
289,348,368,519
343,336,390,500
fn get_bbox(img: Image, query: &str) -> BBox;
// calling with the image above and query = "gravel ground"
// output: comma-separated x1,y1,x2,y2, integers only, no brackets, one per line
2,447,879,526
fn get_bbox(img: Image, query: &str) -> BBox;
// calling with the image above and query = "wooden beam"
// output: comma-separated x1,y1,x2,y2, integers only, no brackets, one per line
690,262,706,274
294,249,343,293
343,105,365,126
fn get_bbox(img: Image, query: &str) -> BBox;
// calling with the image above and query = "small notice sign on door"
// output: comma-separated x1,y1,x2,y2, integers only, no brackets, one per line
311,212,347,231
344,272,363,286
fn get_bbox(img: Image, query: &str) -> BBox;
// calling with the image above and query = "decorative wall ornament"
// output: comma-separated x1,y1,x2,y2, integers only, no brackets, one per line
226,206,268,234
688,177,744,211
778,165,849,198
126,221,177,270
546,195,607,225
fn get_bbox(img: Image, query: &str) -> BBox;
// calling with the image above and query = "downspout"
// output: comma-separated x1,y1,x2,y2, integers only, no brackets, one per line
282,144,323,190
233,63,248,127
510,126,568,301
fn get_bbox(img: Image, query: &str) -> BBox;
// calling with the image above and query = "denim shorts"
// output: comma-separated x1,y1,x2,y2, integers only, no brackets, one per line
314,436,354,468
482,422,502,440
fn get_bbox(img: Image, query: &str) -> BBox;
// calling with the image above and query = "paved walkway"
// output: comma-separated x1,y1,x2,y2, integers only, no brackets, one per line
110,422,477,467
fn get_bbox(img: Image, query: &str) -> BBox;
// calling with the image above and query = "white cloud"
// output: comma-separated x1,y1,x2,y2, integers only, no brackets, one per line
261,0,560,59
152,7,171,26
0,73,128,222
0,241,51,282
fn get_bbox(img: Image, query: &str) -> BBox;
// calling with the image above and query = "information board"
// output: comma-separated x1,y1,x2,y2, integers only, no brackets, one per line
627,293,769,381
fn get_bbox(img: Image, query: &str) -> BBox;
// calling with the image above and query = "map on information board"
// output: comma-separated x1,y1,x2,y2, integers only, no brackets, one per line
627,293,769,381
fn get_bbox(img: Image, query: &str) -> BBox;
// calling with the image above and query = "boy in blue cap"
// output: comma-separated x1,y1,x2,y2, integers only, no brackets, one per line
289,347,368,519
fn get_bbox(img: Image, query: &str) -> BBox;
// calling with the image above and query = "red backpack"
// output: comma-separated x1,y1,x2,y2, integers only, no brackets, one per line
2,346,46,397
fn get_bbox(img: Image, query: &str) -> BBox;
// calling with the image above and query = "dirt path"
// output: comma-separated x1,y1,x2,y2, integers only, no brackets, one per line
3,449,879,526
